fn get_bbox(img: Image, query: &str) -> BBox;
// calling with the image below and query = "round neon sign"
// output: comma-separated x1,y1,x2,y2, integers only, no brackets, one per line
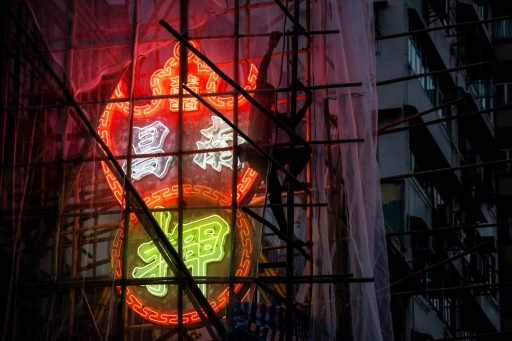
111,185,253,325
100,41,259,325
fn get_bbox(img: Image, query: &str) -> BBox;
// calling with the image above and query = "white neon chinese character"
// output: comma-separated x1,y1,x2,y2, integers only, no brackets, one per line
170,74,200,112
124,121,172,181
193,116,245,172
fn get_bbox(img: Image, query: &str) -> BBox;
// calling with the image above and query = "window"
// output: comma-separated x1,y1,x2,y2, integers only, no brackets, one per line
458,330,472,340
496,82,512,106
407,37,450,132
494,19,512,40
408,38,434,92
433,186,444,208
470,79,494,111
483,253,496,287
476,4,485,21
443,297,452,327
430,297,440,312
498,149,512,174
426,0,450,26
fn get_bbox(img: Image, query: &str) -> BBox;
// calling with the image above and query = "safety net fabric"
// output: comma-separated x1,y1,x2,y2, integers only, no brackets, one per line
309,1,393,339
1,0,393,340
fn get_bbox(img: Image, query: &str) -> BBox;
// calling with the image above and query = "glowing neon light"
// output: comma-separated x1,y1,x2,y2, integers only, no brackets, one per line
97,41,259,204
100,40,263,326
110,185,254,326
170,74,201,111
193,116,246,172
123,121,173,181
133,211,230,296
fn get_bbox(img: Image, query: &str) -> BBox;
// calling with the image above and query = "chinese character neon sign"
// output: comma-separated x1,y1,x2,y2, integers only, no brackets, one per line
133,211,230,297
111,185,253,325
194,116,246,172
101,41,260,326
98,41,259,204
123,121,173,180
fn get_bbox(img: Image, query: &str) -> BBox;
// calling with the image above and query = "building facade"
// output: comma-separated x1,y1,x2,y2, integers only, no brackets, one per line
376,0,510,339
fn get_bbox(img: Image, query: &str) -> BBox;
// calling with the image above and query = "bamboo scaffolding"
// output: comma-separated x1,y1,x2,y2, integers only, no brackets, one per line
6,5,228,339
0,0,448,339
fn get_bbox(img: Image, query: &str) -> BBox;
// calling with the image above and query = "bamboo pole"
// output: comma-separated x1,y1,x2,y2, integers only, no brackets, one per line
376,61,489,87
426,330,512,341
377,97,465,134
381,158,512,183
305,0,314,311
14,274,374,290
387,221,503,238
1,9,14,340
159,19,307,144
227,0,240,333
391,281,512,297
390,242,488,288
379,103,512,136
376,14,512,41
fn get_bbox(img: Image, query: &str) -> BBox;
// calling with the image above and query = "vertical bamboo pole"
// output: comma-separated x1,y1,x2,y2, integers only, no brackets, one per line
120,0,140,338
0,5,10,209
10,10,35,339
178,1,189,338
69,174,80,340
286,2,300,339
227,0,241,335
64,1,77,338
0,10,12,341
305,0,313,309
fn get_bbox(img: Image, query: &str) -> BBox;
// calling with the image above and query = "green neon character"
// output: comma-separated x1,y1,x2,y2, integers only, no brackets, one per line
133,211,230,297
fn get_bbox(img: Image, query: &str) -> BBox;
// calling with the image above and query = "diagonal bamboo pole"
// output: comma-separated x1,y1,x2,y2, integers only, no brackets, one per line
376,61,489,87
379,103,512,136
377,97,465,134
376,14,512,41
159,19,306,144
381,158,512,183
390,242,488,288
183,84,311,195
